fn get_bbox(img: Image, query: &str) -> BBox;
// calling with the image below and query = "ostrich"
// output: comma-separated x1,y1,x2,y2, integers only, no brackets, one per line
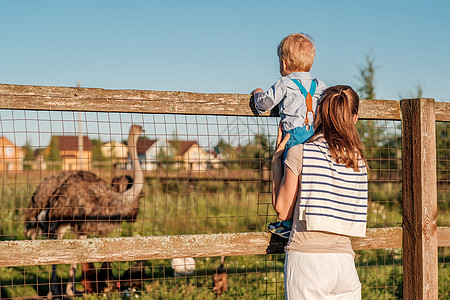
24,125,144,298
212,256,228,296
110,174,134,193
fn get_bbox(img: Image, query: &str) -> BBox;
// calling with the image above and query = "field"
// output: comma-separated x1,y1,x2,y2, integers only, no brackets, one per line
0,172,449,299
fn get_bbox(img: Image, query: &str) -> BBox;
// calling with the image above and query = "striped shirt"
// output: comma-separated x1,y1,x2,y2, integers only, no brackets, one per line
299,138,368,237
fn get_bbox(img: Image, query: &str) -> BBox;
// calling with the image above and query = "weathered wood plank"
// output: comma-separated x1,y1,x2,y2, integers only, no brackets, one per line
350,227,402,249
0,83,406,120
0,83,252,116
1,84,448,120
0,232,271,267
437,226,450,247
359,99,400,120
435,102,450,122
1,227,449,267
401,98,438,300
0,230,390,267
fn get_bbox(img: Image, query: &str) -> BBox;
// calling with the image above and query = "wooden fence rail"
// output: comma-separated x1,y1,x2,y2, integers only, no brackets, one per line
0,83,449,299
1,227,450,268
0,83,449,121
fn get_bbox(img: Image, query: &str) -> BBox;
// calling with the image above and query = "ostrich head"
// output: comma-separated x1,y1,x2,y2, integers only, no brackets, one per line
128,125,144,148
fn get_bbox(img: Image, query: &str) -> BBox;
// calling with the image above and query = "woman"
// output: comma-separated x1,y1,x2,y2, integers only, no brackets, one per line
272,85,368,299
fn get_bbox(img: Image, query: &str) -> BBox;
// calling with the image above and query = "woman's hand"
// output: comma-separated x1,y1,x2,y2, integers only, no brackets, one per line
273,122,290,161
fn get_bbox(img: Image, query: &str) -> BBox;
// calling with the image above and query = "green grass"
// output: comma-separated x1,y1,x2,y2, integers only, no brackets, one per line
0,174,449,299
1,254,448,299
1,256,286,299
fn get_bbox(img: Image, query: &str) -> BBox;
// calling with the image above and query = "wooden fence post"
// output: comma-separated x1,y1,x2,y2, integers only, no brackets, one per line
401,98,438,299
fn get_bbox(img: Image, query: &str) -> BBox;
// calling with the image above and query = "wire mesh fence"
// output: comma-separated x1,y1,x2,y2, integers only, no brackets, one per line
0,100,448,299
437,120,450,299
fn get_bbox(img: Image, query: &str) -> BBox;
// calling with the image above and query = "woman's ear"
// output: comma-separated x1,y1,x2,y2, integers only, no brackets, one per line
353,114,359,124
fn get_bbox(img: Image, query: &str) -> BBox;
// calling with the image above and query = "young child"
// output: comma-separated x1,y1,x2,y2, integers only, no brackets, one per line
251,33,326,238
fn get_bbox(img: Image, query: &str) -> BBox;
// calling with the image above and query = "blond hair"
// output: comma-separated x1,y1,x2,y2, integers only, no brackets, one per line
314,85,368,171
277,33,315,72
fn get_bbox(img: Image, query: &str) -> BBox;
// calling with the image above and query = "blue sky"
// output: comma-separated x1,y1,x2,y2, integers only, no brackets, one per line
0,1,448,148
1,0,449,101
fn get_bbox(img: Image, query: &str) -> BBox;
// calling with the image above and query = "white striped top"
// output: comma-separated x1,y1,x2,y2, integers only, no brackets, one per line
299,137,368,237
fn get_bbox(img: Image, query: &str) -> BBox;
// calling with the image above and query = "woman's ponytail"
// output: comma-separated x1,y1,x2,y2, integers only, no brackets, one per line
314,85,367,171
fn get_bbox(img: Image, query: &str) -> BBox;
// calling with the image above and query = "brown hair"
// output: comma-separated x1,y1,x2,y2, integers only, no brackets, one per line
314,85,368,171
277,33,315,72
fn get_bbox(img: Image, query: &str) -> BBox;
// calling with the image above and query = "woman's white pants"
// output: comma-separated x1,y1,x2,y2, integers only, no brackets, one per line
284,252,361,300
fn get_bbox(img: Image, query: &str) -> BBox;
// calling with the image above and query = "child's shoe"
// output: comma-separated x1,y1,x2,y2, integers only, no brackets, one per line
268,221,291,239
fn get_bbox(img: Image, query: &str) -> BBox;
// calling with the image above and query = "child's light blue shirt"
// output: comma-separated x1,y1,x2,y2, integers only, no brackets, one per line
253,72,327,132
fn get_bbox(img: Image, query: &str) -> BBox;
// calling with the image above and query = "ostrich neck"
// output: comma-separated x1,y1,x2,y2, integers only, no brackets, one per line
123,132,143,201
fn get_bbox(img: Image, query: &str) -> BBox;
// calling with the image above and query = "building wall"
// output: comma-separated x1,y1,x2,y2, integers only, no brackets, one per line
143,139,172,170
179,144,211,171
0,138,24,172
101,142,128,160
61,150,92,170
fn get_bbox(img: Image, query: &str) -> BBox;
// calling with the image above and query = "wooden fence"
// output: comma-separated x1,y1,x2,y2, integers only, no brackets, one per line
0,83,449,299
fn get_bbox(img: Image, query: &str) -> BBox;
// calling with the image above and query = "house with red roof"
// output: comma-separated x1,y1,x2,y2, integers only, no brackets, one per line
116,136,218,171
46,135,93,170
169,140,214,171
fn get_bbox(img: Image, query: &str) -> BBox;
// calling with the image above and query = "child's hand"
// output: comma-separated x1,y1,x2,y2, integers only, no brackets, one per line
251,88,264,96
249,89,263,116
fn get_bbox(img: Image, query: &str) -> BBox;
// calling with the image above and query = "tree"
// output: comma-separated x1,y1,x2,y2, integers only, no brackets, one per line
214,138,239,169
46,137,61,161
157,147,176,170
355,53,379,171
22,139,35,161
356,52,376,99
355,52,400,180
399,80,424,99
91,139,105,162
414,81,424,98
239,134,272,170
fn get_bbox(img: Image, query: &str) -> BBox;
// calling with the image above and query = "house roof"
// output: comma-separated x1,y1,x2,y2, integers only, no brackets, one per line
169,140,198,156
0,136,16,147
53,136,93,151
136,137,157,154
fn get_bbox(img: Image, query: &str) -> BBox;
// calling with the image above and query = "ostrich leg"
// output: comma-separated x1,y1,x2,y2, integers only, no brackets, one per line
65,262,79,297
47,264,61,299
46,226,70,299
66,235,87,297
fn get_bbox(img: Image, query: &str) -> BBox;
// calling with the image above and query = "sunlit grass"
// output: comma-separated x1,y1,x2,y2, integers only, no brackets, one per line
0,173,449,299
